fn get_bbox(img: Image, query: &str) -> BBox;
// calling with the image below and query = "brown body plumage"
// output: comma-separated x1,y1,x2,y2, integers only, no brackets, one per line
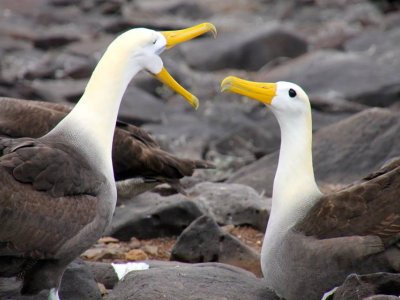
297,158,400,246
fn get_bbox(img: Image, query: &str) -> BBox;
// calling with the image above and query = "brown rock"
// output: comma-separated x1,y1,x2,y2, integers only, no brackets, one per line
125,249,148,261
142,245,158,256
128,237,141,249
171,215,262,277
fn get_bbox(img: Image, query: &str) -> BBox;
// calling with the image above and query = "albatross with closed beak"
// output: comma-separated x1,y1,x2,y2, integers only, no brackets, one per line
221,76,400,300
0,23,216,300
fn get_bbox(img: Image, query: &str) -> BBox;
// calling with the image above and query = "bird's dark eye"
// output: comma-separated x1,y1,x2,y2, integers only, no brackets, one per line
152,39,157,45
288,89,297,98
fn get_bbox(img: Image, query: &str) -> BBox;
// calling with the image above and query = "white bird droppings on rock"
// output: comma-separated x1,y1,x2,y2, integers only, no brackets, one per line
111,262,150,280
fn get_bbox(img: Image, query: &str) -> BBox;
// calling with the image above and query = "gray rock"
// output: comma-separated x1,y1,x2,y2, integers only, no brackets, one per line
48,0,81,7
310,94,369,114
86,260,191,290
129,0,212,20
345,25,400,72
106,262,278,300
0,259,101,300
171,215,262,276
209,123,280,159
17,79,87,104
332,273,400,300
57,259,102,300
189,182,269,231
0,49,46,82
23,52,94,80
119,85,167,125
227,152,278,197
143,113,221,160
228,108,400,196
86,261,119,289
180,25,308,71
365,296,399,300
385,11,400,30
32,31,80,50
66,35,115,59
107,192,203,240
345,27,400,56
258,50,400,107
312,108,400,184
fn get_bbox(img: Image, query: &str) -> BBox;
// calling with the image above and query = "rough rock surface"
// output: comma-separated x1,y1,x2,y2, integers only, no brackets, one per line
106,262,278,300
86,261,120,290
171,215,262,276
189,182,269,231
332,273,400,300
107,192,203,240
180,26,308,71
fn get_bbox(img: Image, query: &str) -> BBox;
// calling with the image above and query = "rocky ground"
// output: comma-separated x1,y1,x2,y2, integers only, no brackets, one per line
1,0,400,299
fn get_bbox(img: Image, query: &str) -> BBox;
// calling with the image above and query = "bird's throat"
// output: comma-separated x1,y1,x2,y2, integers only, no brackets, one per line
271,111,321,227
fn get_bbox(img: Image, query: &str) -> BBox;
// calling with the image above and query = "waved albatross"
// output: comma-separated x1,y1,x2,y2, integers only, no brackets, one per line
0,98,214,198
0,23,217,299
221,77,400,300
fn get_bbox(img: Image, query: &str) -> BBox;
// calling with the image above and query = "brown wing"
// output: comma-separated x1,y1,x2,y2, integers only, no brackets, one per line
296,158,400,246
0,137,103,258
0,98,68,138
0,97,214,183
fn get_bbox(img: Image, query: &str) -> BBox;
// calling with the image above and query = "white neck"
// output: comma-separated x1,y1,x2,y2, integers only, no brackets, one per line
44,46,141,177
268,108,321,233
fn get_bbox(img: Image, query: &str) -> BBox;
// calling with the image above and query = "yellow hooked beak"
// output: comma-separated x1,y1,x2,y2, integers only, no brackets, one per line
220,76,277,105
162,23,217,49
153,23,217,110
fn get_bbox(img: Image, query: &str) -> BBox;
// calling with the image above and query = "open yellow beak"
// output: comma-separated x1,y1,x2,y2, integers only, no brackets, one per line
220,76,277,105
154,67,199,109
153,23,217,110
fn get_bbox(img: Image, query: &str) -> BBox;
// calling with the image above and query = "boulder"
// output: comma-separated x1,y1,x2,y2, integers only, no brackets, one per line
119,85,167,125
171,215,262,276
332,273,400,300
32,31,80,50
345,27,400,57
107,192,203,240
129,0,212,20
86,261,178,290
189,182,269,231
18,79,87,104
179,25,308,71
106,262,278,300
228,108,400,196
66,35,115,59
22,52,94,80
0,49,46,82
345,26,400,74
209,122,280,159
143,112,221,161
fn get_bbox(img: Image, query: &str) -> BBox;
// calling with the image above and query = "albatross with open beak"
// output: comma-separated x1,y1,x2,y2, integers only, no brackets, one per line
221,76,400,300
0,23,216,300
